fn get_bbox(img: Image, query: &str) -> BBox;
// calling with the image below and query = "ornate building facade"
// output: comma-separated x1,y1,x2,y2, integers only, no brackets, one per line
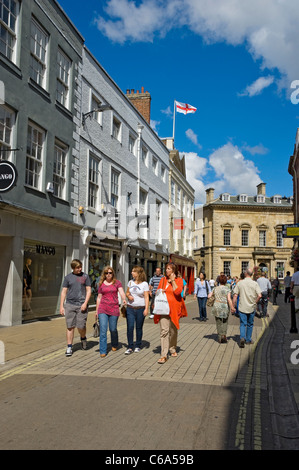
193,183,294,281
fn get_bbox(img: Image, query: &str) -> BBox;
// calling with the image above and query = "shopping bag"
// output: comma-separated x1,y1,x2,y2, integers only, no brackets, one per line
153,289,170,315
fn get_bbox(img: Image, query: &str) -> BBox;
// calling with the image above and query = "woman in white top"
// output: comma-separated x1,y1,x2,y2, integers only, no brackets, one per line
125,266,149,354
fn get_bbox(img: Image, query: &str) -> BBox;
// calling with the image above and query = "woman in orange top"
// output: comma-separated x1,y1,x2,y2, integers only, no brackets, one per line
154,262,187,364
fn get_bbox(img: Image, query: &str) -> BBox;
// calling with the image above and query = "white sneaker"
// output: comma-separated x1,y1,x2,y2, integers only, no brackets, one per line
65,346,72,356
125,348,133,355
149,314,154,319
134,347,141,353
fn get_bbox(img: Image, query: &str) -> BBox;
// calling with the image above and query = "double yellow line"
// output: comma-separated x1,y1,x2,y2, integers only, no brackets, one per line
235,316,269,450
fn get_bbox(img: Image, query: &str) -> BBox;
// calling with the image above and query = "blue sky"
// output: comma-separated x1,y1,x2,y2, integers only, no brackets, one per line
58,0,299,205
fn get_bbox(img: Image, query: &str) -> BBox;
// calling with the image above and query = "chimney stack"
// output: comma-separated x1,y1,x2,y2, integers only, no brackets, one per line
206,188,215,204
126,87,151,124
257,183,266,196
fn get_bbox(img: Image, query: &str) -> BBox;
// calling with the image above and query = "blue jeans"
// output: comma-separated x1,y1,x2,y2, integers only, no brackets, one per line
126,306,145,349
98,313,118,354
197,297,207,320
239,311,255,342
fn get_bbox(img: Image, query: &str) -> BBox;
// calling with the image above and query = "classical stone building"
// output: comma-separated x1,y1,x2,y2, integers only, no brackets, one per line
193,183,294,281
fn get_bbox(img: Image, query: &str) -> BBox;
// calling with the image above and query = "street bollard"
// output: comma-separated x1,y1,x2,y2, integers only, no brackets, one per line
290,295,298,333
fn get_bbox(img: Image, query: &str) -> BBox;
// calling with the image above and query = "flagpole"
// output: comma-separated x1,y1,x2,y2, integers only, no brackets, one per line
172,100,176,147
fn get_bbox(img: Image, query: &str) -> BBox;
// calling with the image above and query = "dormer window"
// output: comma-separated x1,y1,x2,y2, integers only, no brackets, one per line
257,195,265,203
273,195,281,204
221,193,230,202
239,194,248,203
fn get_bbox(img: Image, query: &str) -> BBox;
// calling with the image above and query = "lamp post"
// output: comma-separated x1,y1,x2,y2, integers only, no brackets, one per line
82,104,112,126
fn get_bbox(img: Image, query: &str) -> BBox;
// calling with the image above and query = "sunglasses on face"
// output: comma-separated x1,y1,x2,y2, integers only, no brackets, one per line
105,272,113,275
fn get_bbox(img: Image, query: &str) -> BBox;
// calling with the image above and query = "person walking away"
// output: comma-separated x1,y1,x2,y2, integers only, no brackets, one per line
290,267,299,311
60,259,91,357
194,272,212,321
211,274,235,343
154,262,187,364
233,268,261,348
271,277,279,305
149,267,163,318
125,266,149,354
96,266,126,357
256,271,271,318
284,271,292,303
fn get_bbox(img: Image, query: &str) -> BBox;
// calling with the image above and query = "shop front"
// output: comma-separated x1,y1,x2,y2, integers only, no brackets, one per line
87,235,123,305
22,240,65,322
169,253,195,295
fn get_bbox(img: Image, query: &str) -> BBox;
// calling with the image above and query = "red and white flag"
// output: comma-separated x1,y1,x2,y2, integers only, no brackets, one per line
175,100,197,115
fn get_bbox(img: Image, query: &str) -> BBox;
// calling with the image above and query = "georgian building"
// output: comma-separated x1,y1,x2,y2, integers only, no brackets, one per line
0,0,84,325
193,183,294,281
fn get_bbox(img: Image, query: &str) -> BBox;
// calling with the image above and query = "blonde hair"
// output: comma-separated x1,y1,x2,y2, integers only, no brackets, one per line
132,266,146,282
99,266,116,286
71,259,82,269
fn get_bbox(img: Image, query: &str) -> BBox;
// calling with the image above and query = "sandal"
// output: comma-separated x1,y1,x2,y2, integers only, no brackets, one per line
158,356,167,364
171,352,178,357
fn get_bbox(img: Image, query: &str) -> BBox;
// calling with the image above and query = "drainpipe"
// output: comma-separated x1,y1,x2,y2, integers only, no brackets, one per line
137,124,144,216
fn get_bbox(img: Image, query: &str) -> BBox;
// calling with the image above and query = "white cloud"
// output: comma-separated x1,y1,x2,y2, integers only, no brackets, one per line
95,0,299,83
161,105,173,117
242,143,269,155
182,143,262,204
185,129,202,148
239,76,275,97
208,143,262,195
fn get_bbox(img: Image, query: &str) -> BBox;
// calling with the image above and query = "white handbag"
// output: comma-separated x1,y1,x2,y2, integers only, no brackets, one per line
153,284,170,316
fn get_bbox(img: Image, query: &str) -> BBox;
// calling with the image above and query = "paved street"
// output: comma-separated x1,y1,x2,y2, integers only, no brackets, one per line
1,296,299,451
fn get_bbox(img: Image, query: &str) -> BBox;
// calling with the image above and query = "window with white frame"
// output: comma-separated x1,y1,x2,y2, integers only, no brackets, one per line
241,229,249,246
273,195,281,204
110,168,119,209
223,261,231,277
112,116,121,142
139,189,147,215
171,180,175,205
276,230,283,247
259,230,266,247
223,229,231,246
0,0,18,62
30,18,48,88
88,154,100,209
161,165,166,182
129,134,136,155
0,105,15,160
152,155,158,175
239,194,248,203
156,200,161,243
53,140,67,198
26,122,45,189
221,193,230,202
56,49,71,108
241,261,249,273
90,95,103,126
177,187,181,207
257,195,265,203
141,145,148,165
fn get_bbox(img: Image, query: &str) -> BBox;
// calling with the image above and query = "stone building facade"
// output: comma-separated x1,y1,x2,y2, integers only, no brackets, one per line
194,183,294,281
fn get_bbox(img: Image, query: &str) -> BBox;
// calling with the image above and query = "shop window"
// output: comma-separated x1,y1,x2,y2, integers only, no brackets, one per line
88,248,111,303
23,241,65,321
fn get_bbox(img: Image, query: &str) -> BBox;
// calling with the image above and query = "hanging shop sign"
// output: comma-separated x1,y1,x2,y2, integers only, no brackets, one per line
282,224,299,238
0,160,18,192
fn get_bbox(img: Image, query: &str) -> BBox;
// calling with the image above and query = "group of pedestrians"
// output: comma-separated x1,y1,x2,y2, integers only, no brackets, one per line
60,259,187,363
59,259,290,358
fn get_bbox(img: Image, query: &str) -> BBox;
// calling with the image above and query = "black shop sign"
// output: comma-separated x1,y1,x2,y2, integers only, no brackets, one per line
0,161,18,192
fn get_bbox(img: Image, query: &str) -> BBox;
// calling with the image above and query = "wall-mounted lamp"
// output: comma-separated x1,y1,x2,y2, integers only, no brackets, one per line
82,104,112,126
78,206,84,215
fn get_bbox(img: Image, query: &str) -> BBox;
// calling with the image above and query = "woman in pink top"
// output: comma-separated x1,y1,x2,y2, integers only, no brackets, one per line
96,266,126,357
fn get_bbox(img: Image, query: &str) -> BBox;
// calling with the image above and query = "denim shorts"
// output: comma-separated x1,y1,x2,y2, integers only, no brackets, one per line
65,303,88,329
